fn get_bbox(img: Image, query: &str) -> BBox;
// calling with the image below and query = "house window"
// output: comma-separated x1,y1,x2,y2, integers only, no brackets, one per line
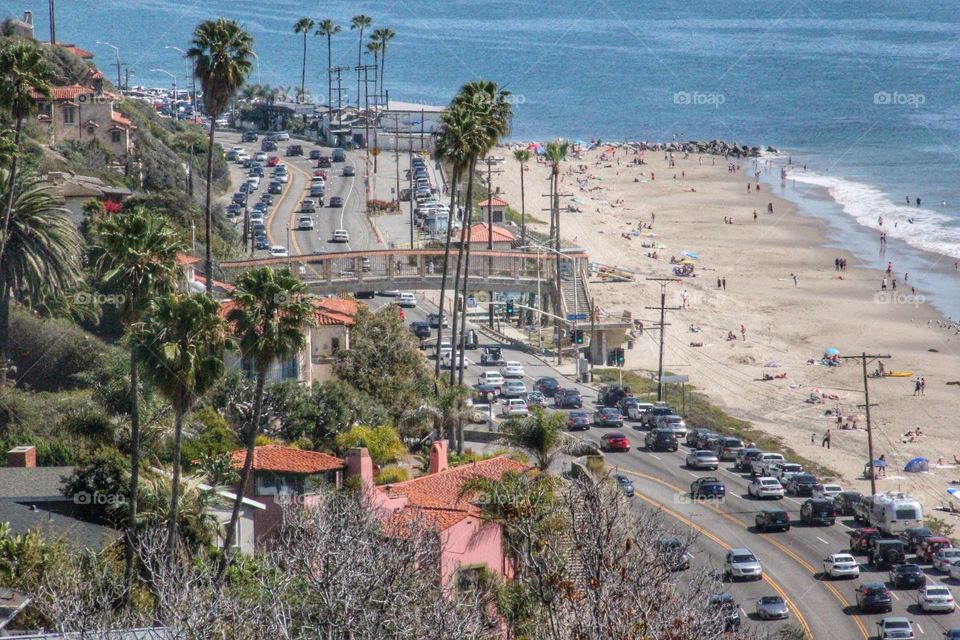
63,107,76,124
281,354,299,379
330,337,341,353
456,565,488,592
111,130,121,144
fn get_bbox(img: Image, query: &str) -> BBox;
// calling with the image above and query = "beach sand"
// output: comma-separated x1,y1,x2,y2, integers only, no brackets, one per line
489,143,960,514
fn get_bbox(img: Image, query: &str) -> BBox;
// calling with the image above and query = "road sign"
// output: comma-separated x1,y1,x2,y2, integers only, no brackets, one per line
659,375,689,383
566,313,589,321
371,146,381,157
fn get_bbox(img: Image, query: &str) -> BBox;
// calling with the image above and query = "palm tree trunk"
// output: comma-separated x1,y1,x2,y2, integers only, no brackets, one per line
356,29,364,109
553,171,562,365
122,348,141,607
217,369,265,584
457,166,476,390
379,47,386,98
434,166,459,382
0,284,9,387
166,408,184,565
204,118,216,294
300,33,308,100
326,36,333,141
519,162,526,245
0,113,25,304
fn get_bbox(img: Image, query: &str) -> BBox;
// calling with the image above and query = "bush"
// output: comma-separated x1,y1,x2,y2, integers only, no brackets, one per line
334,425,407,466
60,448,129,526
375,464,409,485
57,401,115,444
181,406,241,467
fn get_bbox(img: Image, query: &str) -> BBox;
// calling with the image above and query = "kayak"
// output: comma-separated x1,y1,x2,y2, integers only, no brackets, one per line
886,371,913,377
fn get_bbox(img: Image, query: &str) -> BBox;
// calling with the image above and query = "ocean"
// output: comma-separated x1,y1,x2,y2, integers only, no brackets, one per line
17,0,960,315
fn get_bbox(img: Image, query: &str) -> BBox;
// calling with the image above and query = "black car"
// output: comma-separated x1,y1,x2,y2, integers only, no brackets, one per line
409,321,431,340
618,397,640,416
690,476,726,499
833,490,863,516
686,428,711,448
645,428,678,452
354,291,376,299
554,388,583,409
614,474,634,497
656,537,691,571
800,498,837,526
259,193,275,205
785,473,820,496
889,563,926,588
737,448,764,472
535,377,561,397
709,594,741,631
899,526,934,553
329,196,344,208
242,131,258,142
594,407,623,427
566,411,591,431
855,582,893,613
226,203,242,217
255,238,271,250
871,539,906,568
261,140,278,152
285,144,303,157
268,182,283,194
598,384,632,408
755,507,791,532
309,149,322,160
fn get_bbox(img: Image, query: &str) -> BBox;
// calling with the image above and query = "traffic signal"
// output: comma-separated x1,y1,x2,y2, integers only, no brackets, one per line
505,300,514,317
574,330,585,344
615,348,625,366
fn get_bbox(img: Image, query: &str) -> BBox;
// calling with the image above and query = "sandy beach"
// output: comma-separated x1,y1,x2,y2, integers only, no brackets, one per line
490,143,960,515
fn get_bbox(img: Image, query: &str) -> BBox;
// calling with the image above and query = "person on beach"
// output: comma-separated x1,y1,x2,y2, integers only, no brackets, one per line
904,272,908,282
722,277,727,291
878,454,887,477
920,377,926,396
881,277,887,291
767,202,774,214
810,432,816,445
914,378,922,396
917,197,921,207
740,324,747,341
835,257,840,271
822,429,832,449
886,261,893,274
792,273,798,287
717,277,722,290
754,210,758,222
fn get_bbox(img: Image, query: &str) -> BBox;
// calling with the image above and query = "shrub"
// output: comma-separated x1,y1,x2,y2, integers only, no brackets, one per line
334,425,407,466
181,406,241,467
375,464,409,485
57,401,115,444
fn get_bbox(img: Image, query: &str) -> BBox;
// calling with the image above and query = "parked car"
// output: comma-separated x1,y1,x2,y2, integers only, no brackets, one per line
614,474,634,497
600,432,631,452
593,407,623,427
800,498,837,526
724,548,762,581
685,450,720,470
499,361,524,378
748,477,785,500
849,527,881,554
554,388,583,409
566,411,591,431
645,428,678,452
755,595,789,620
755,507,790,532
855,582,893,613
500,380,527,398
690,476,726,499
888,563,925,588
918,585,956,613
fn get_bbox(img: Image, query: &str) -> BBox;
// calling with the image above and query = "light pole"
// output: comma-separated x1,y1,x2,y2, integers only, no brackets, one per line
166,46,197,118
150,68,176,114
250,51,262,86
96,40,122,91
520,241,573,359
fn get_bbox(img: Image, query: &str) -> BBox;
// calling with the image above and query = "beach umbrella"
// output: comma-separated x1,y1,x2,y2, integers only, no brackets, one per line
764,360,782,368
870,458,888,468
679,259,696,265
904,457,929,473
824,348,840,356
682,251,701,260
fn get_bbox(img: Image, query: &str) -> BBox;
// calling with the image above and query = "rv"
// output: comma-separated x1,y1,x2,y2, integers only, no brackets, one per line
854,492,923,535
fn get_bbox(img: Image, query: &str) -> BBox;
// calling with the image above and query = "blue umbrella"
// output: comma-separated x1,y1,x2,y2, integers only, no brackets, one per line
824,348,840,356
869,459,888,468
904,457,929,473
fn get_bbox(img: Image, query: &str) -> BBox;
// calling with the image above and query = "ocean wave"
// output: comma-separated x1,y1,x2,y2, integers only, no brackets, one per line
789,172,960,260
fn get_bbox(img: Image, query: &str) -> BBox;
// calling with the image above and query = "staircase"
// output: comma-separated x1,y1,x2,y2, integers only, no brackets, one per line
558,264,593,322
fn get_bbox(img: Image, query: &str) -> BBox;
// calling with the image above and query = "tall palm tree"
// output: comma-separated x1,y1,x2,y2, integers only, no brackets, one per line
89,209,186,604
513,149,532,245
218,267,314,580
350,15,373,109
0,42,54,295
315,19,341,131
293,17,314,102
544,140,568,364
0,170,80,386
132,293,231,563
365,40,381,103
371,28,395,98
186,18,254,294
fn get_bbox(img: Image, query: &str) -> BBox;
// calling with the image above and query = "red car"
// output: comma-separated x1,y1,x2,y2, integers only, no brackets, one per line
312,169,328,179
267,156,280,167
601,432,631,452
849,527,880,554
917,537,953,563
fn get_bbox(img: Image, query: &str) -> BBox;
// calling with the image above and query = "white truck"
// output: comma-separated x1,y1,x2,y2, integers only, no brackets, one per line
854,492,924,536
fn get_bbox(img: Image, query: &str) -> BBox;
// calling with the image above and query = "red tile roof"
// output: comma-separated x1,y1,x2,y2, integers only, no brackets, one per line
477,197,510,208
230,445,345,474
312,297,360,326
111,112,136,129
58,44,94,59
32,84,94,101
195,274,235,293
463,223,516,245
176,253,200,266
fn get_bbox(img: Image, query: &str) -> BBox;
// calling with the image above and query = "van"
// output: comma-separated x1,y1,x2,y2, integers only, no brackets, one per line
800,499,837,526
397,292,417,308
331,148,346,162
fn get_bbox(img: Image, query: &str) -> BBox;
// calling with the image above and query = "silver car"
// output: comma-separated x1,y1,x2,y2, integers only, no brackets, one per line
725,548,762,581
685,450,720,470
500,380,527,398
755,595,789,620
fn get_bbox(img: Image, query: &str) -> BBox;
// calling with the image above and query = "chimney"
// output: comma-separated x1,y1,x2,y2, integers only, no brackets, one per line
428,440,448,475
7,446,37,468
345,447,373,489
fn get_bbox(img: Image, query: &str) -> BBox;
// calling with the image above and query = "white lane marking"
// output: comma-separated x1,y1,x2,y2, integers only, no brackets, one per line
816,536,830,545
650,455,662,461
916,622,924,635
890,591,900,601
687,471,698,478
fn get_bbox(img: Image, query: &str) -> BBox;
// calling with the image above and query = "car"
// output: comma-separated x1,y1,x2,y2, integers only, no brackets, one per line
501,380,527,398
856,582,893,613
427,313,448,329
872,539,907,568
932,548,960,573
478,371,505,387
755,595,789,620
378,289,401,298
945,629,960,640
259,192,274,204
747,477,785,500
499,361,524,378
526,391,545,406
814,483,843,500
554,388,583,409
317,156,332,168
754,453,786,476
308,149,322,160
822,553,860,579
598,384,632,408
654,413,684,429
354,290,376,299
266,155,280,166
834,490,863,516
736,448,764,472
876,617,914,640
310,186,326,199
774,462,804,483
755,507,790,532
535,377,561,397
614,474,634,497
700,433,722,452
785,473,820,497
566,411,591,431
918,537,953,564
900,527,934,553
685,450,720,470
274,172,288,183
645,428,678,452
918,585,956,613
226,203,242,217
950,560,960,582
686,428,712,448
242,132,258,142
724,548,762,581
617,396,641,417
262,141,278,152
329,196,344,207
301,199,317,213
331,229,349,243
396,292,417,308
313,169,328,179
593,407,623,427
659,415,687,438
626,401,654,421
296,216,315,231
268,182,283,194
849,527,882,554
714,437,744,461
709,594,741,631
656,537,692,571
331,148,346,162
480,347,504,365
800,498,837,526
255,238,271,250
600,432,631,452
889,563,925,588
690,476,726,499
409,321,431,339
501,398,529,417
269,245,288,257
343,165,355,177
641,406,674,428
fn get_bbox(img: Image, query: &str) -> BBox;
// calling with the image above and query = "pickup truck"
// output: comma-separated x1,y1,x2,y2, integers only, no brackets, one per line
755,453,786,477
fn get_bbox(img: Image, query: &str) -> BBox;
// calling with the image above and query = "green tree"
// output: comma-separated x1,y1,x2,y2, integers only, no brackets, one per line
499,407,566,471
350,15,373,108
365,40,381,99
220,267,315,576
293,17,315,101
0,170,81,386
513,148,532,244
371,28,395,95
89,208,186,602
544,140,569,364
186,18,254,294
131,293,230,563
61,448,129,527
314,19,341,129
335,424,406,466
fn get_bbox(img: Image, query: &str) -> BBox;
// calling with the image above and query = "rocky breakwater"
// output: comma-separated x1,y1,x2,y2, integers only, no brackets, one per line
631,140,778,157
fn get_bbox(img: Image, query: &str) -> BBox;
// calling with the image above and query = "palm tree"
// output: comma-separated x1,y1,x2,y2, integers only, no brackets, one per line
401,380,471,446
0,42,54,294
365,40,381,103
371,28,395,98
132,293,231,563
350,15,373,108
544,140,568,364
499,407,566,471
89,209,186,604
0,170,80,386
315,19,341,132
513,149,532,245
186,19,254,294
293,17,314,102
218,267,314,579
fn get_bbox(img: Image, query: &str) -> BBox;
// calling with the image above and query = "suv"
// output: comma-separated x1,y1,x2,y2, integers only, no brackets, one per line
800,498,837,526
855,582,893,613
724,548,762,581
686,428,711,448
645,428,678,452
554,388,583,409
755,453,786,476
849,527,881,554
755,507,791,532
480,346,503,365
785,473,820,497
714,437,744,461
736,448,764,472
870,538,906,568
409,321,431,340
899,526,933,553
598,385,632,408
642,406,674,428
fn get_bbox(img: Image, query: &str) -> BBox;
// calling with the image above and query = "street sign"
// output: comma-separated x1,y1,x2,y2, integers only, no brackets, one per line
371,146,381,157
659,375,689,384
566,313,589,321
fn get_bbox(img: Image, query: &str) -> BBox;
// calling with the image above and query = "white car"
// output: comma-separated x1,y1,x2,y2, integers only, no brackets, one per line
948,559,960,582
396,292,417,308
269,245,288,257
500,380,527,398
813,484,843,500
478,371,505,386
627,402,654,421
932,548,960,573
822,553,860,579
747,477,785,500
236,151,250,163
255,152,268,162
918,585,955,613
297,216,314,230
756,453,786,476
501,399,529,417
275,172,289,183
774,462,804,482
331,229,349,243
876,617,914,640
499,361,524,378
276,131,290,141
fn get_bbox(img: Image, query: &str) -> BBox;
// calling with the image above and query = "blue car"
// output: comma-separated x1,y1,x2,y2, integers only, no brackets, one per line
690,476,726,498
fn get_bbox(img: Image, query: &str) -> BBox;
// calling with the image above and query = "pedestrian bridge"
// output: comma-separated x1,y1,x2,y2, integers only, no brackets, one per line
219,248,589,295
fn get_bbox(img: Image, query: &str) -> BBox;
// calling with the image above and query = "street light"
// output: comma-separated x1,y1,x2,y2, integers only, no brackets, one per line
150,68,176,114
250,51,262,86
166,45,197,117
96,40,121,91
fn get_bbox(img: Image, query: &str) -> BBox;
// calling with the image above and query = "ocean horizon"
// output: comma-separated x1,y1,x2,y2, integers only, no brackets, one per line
13,0,960,311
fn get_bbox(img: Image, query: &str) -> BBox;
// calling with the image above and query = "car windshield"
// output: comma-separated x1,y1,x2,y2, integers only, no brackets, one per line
761,479,779,486
732,554,756,563
570,412,587,419
899,565,921,574
701,477,719,484
608,432,626,439
759,596,783,605
602,408,618,415
912,528,932,537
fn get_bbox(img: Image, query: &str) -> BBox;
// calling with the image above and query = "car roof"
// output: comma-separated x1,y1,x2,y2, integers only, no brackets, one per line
729,547,752,555
761,506,786,513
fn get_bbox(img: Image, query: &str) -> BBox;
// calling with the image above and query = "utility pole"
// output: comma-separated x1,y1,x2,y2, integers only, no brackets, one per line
538,189,572,364
355,63,377,202
48,0,56,45
394,113,401,210
841,352,891,496
645,277,681,401
409,145,415,248
332,66,349,115
482,157,504,328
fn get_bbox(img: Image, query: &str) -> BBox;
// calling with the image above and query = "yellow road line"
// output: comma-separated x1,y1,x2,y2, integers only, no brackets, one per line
622,469,869,639
283,160,314,257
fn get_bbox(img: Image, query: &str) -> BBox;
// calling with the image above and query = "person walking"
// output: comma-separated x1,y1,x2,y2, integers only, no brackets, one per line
810,432,816,445
717,277,722,289
881,277,887,291
740,324,746,341
920,377,926,396
914,378,922,396
722,277,727,291
878,454,887,477
821,429,831,449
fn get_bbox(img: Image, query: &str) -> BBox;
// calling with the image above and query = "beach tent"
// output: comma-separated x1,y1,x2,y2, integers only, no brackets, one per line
863,459,887,478
682,251,701,260
904,457,929,473
824,348,840,356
